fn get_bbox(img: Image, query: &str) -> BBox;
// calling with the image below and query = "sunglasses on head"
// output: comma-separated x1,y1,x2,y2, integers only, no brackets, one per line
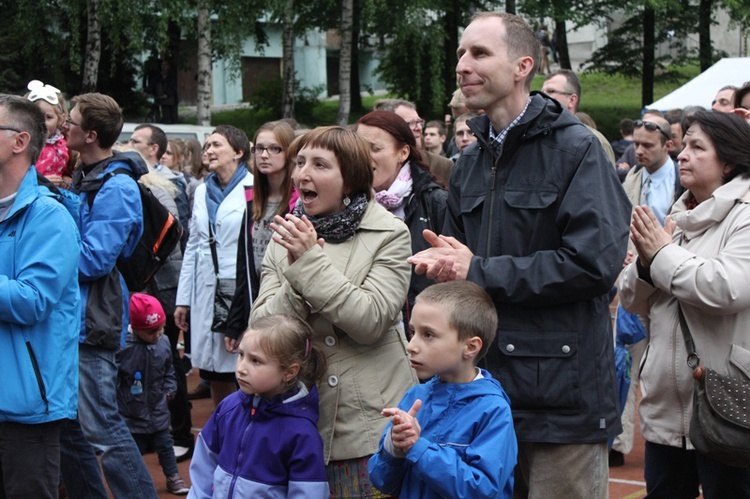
634,120,670,140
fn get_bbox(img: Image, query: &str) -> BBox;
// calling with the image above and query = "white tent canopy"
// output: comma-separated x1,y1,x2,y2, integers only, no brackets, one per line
646,57,750,111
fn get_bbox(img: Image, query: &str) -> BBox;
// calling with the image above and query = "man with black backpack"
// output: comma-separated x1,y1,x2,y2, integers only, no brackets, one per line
62,93,158,498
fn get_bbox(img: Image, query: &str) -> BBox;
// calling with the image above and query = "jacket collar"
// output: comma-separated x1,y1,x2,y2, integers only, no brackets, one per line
3,166,43,222
357,199,402,232
672,176,750,239
468,93,578,155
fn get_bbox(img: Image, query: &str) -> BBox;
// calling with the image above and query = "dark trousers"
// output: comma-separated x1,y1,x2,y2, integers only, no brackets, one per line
133,430,179,477
645,440,750,499
164,313,194,448
0,420,61,499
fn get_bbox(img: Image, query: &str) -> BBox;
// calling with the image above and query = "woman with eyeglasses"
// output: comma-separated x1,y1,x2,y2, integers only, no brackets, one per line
619,111,750,497
355,110,447,327
175,125,252,407
224,121,298,351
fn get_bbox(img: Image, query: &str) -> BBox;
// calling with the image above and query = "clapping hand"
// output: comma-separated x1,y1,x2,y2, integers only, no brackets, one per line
382,399,423,455
630,205,676,268
408,230,473,282
270,213,324,265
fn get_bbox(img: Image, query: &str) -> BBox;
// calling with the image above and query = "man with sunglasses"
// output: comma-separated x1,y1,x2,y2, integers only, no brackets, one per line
0,94,80,498
613,115,684,467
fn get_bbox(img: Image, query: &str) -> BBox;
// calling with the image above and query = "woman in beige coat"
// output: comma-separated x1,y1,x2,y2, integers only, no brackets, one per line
620,111,750,498
251,126,418,497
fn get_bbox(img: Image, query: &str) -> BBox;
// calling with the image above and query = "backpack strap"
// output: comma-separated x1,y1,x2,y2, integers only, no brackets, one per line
85,167,136,209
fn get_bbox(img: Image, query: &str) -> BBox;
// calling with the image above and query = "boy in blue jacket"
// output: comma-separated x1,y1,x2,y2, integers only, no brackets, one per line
369,281,517,498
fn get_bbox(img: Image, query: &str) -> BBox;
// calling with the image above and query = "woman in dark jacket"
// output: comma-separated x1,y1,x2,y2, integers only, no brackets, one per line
356,110,447,325
225,121,298,347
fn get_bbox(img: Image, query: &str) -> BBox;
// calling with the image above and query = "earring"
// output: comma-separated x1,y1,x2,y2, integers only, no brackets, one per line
343,195,351,207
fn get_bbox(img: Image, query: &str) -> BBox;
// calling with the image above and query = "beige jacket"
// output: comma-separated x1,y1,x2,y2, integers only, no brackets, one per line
251,201,418,462
620,176,750,448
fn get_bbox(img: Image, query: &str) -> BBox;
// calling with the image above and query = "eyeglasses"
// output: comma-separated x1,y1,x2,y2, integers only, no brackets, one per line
0,125,22,134
455,130,474,138
545,89,574,97
64,117,81,127
406,119,425,130
251,145,283,155
634,120,670,140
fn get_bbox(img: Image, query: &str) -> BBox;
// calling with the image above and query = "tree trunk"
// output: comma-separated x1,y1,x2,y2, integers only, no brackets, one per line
555,19,571,70
443,0,459,108
698,0,714,71
349,0,362,114
196,0,212,126
337,0,353,125
82,0,101,91
505,0,516,15
642,6,655,108
281,0,295,119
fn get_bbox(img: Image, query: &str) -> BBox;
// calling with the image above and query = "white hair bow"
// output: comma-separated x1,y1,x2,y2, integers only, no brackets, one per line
27,80,61,106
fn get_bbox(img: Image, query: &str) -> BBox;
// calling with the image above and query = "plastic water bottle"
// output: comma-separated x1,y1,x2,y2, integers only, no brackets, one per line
131,371,143,395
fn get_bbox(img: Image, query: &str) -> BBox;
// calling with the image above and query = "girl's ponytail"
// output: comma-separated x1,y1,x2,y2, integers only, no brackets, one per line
298,343,327,389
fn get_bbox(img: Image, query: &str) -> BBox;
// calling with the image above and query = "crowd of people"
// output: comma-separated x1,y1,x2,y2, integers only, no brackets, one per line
2,10,750,499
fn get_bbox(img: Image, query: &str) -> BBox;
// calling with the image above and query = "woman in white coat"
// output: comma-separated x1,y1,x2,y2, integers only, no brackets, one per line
620,111,750,498
175,125,252,407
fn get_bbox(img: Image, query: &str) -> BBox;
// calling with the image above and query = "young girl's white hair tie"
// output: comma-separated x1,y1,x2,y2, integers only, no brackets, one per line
27,80,61,106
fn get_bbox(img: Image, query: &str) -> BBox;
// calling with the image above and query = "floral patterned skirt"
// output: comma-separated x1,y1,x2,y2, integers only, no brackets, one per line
326,456,396,498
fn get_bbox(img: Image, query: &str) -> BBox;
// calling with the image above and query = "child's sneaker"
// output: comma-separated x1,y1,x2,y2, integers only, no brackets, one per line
167,473,189,495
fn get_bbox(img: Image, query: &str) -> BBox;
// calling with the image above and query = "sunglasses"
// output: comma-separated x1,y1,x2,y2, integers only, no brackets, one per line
634,120,670,140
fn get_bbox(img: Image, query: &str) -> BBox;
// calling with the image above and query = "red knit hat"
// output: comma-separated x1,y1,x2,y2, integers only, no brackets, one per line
129,293,166,331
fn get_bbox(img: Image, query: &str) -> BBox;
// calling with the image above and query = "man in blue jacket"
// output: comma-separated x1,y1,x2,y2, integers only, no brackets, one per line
61,93,158,497
0,94,80,497
410,13,631,498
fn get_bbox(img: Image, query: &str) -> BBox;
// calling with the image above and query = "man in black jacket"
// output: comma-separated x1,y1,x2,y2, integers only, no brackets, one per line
409,12,631,498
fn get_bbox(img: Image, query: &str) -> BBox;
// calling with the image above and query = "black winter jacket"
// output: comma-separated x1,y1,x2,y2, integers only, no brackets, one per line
448,93,631,443
403,164,448,322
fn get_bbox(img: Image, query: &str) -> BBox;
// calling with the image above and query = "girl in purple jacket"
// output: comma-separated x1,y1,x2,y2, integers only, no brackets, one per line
188,315,329,498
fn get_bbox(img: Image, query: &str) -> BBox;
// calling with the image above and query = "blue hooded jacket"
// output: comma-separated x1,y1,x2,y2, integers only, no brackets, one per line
0,166,80,423
369,369,517,498
70,151,145,349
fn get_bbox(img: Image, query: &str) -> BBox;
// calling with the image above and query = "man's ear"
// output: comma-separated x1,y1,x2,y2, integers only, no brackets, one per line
515,56,534,83
569,93,580,113
463,336,483,361
665,139,674,151
85,129,98,145
11,131,31,155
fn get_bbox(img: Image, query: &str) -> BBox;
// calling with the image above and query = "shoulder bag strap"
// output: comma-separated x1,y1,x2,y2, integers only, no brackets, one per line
677,305,700,370
208,223,219,277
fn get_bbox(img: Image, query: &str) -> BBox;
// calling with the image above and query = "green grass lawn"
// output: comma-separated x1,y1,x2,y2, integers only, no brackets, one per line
206,65,701,143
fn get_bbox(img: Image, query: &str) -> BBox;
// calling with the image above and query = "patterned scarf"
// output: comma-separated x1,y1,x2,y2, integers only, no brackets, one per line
292,192,368,243
46,130,63,145
374,162,412,213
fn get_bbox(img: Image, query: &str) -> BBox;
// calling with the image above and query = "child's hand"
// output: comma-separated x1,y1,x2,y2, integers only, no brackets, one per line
382,399,422,454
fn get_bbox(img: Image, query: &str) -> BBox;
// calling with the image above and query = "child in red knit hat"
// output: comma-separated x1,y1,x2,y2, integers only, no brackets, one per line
116,293,189,495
